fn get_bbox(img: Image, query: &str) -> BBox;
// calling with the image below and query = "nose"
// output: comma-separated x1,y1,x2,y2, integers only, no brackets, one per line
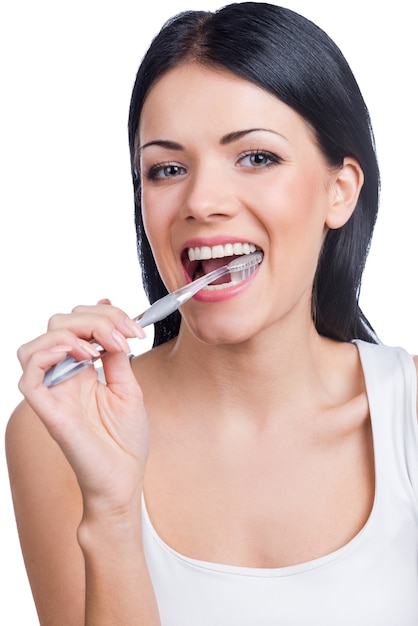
181,161,240,223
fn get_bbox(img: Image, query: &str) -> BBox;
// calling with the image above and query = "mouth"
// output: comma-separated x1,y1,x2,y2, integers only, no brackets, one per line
181,242,262,290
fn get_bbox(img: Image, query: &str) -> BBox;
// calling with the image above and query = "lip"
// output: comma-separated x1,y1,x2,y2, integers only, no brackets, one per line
180,236,263,303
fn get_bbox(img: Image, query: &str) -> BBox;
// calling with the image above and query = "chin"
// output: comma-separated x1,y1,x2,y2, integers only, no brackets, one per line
181,317,259,347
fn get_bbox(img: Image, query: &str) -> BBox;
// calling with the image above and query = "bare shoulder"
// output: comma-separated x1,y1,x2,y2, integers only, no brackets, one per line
6,401,85,624
130,340,175,388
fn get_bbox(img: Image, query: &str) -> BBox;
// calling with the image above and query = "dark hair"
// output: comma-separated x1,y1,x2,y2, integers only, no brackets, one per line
128,2,380,347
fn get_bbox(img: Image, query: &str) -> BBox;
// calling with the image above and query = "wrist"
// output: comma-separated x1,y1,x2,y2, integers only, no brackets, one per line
78,492,160,626
78,490,144,554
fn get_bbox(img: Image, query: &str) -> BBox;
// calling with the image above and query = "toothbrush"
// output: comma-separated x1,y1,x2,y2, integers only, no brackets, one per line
43,250,263,387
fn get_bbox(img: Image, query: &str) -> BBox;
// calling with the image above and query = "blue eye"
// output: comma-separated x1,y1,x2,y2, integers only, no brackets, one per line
237,150,280,168
146,163,186,180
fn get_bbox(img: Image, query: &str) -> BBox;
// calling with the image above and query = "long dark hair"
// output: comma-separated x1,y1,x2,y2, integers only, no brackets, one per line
128,2,380,347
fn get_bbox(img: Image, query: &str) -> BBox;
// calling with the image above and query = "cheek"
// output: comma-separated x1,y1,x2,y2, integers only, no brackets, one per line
141,189,183,291
141,187,170,249
261,172,330,290
140,191,169,274
263,168,330,235
141,182,183,237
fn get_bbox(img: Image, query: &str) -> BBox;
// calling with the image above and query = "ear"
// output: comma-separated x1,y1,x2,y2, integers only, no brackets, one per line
326,157,364,229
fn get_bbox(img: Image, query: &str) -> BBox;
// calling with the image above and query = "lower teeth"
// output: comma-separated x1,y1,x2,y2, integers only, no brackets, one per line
202,280,240,291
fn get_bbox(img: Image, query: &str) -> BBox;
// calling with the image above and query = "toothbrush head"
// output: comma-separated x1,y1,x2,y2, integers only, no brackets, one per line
227,250,263,280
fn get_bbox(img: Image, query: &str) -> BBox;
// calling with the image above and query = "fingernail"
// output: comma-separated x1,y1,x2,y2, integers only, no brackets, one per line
125,318,146,339
77,340,102,358
112,329,131,352
49,344,72,353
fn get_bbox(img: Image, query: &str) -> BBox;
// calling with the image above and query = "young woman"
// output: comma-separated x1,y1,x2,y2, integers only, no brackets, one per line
6,3,418,624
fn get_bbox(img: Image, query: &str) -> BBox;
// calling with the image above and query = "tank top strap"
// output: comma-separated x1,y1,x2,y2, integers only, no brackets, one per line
354,340,418,503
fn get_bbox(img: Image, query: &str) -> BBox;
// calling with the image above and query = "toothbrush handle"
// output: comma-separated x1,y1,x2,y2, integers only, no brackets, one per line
43,352,100,387
43,261,237,387
43,293,189,388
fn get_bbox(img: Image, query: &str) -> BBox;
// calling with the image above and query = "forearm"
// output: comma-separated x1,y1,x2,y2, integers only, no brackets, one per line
78,507,160,626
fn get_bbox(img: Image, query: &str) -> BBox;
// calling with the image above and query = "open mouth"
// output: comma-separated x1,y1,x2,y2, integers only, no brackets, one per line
182,242,262,290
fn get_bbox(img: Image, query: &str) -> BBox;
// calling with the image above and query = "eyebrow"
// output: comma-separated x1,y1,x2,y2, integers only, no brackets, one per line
220,128,288,145
138,139,183,153
137,128,288,154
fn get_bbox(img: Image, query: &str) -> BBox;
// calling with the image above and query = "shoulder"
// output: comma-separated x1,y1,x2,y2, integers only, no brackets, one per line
6,400,83,549
6,399,73,484
6,399,79,488
5,401,85,623
130,340,175,385
353,340,418,418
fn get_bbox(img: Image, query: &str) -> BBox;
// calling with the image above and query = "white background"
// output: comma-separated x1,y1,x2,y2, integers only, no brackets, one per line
1,0,416,622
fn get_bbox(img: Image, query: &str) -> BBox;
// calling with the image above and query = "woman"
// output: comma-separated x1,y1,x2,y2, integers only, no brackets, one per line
6,3,418,624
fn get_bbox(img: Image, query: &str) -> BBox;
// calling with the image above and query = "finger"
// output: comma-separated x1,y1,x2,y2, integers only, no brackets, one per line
18,343,95,394
17,330,102,369
100,352,145,405
47,310,144,349
17,348,98,448
71,302,125,317
68,304,145,340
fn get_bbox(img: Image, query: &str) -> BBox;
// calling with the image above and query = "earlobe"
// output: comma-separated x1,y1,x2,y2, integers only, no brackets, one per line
326,157,364,229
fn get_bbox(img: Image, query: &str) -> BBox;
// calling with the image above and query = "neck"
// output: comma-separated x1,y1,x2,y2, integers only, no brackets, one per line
162,315,346,422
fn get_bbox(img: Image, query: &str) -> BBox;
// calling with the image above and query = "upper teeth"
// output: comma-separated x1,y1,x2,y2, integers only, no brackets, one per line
188,242,257,261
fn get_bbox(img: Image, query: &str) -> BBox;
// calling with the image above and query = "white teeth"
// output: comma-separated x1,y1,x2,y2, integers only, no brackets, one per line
200,246,212,260
224,243,234,256
186,242,262,289
187,242,257,262
212,245,225,258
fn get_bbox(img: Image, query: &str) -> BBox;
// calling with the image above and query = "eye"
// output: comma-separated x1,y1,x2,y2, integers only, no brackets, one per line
237,149,281,168
145,163,187,181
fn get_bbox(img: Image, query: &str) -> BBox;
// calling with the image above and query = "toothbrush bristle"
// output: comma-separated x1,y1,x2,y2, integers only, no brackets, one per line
228,250,263,272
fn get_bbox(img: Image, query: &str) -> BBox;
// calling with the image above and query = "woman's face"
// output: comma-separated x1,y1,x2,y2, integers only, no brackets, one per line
137,64,344,344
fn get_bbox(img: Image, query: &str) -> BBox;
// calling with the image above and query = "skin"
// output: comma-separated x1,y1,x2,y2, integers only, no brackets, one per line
6,63,418,624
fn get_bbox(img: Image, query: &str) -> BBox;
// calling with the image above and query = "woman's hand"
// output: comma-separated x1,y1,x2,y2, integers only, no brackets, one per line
17,300,149,519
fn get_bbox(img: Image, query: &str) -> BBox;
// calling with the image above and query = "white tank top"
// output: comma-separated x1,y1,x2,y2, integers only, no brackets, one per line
142,340,418,625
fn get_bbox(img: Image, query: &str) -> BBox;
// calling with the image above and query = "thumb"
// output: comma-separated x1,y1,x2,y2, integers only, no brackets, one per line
100,352,139,391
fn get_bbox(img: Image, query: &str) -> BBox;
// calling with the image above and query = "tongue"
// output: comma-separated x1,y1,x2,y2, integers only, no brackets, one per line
201,255,237,284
